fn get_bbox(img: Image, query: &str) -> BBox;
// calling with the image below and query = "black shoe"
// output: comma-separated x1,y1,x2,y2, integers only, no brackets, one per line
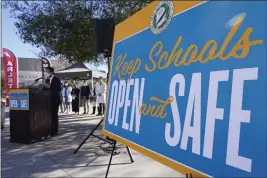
91,107,96,115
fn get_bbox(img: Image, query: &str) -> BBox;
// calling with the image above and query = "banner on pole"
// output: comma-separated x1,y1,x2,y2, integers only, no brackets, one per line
2,48,19,101
102,1,267,177
41,56,52,72
40,56,52,83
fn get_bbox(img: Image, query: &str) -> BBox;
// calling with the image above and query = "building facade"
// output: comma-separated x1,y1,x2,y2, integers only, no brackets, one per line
1,57,69,87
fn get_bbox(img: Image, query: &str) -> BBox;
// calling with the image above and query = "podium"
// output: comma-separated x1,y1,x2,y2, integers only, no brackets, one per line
9,88,52,144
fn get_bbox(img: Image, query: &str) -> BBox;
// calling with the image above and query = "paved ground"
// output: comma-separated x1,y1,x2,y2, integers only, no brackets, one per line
1,107,184,177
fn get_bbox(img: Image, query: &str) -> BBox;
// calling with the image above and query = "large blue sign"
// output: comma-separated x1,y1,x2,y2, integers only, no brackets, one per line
9,89,29,110
103,1,267,177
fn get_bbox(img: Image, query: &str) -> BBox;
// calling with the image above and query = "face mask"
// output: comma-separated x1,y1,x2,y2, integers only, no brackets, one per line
45,72,52,77
83,83,87,86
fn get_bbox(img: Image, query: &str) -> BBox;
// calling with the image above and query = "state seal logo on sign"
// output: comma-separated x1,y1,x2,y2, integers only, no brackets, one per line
150,1,174,35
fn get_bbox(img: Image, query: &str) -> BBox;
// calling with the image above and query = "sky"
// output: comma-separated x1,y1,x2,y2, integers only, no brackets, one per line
2,7,108,72
2,7,42,58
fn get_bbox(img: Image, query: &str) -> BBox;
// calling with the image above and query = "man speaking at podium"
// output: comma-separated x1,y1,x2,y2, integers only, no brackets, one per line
42,67,61,136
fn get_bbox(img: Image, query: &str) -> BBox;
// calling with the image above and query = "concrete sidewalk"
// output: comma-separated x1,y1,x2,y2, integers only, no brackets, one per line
1,108,183,177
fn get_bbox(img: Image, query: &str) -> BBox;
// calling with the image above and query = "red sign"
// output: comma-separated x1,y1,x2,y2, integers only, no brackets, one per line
2,48,19,104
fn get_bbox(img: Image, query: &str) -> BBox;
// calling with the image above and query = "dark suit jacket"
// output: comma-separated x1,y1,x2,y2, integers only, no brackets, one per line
80,86,90,99
49,76,61,105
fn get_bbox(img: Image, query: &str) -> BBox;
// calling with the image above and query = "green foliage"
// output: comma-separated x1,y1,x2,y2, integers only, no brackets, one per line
4,1,97,63
100,0,154,24
4,0,153,65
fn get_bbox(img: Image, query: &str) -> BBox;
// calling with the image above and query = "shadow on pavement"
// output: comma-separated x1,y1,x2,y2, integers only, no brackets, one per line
1,114,134,177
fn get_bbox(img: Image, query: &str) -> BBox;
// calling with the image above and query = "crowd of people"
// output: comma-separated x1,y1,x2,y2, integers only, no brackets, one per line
59,77,106,116
0,67,107,133
42,67,107,136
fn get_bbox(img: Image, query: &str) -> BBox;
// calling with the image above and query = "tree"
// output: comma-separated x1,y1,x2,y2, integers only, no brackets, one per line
4,1,97,64
100,0,153,24
3,0,153,79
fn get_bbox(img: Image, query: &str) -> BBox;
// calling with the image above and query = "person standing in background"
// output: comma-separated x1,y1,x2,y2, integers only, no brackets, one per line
1,101,5,129
80,81,90,114
90,80,97,115
71,84,80,115
1,88,5,129
42,67,61,136
95,77,106,116
63,83,68,112
65,83,72,114
59,82,64,113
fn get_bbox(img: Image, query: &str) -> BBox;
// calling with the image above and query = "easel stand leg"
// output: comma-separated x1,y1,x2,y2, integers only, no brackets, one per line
73,117,135,178
104,141,134,178
126,146,134,163
73,118,103,154
105,141,117,178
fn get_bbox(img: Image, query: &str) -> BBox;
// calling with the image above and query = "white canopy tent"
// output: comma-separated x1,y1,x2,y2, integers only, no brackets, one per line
55,63,107,89
55,63,107,80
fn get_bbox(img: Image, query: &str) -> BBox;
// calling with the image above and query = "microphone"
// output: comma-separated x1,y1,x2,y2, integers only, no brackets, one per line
34,77,44,82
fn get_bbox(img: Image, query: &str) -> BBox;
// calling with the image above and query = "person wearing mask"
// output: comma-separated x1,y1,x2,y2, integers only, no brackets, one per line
90,80,97,115
42,67,61,136
71,84,80,115
59,82,64,113
1,87,5,129
65,83,72,114
62,83,68,111
80,81,90,114
1,102,5,129
95,77,106,116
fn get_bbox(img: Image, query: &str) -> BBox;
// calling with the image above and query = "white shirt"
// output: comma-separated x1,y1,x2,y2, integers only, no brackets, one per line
66,86,72,102
95,82,106,104
49,75,54,85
